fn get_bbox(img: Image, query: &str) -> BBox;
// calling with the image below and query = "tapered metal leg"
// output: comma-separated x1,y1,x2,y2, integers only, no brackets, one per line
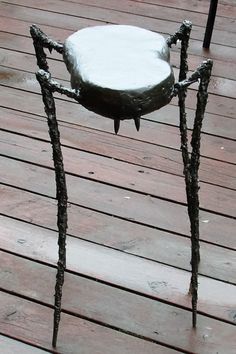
114,119,121,134
168,21,212,326
177,60,213,327
30,26,68,348
134,116,140,131
36,74,68,348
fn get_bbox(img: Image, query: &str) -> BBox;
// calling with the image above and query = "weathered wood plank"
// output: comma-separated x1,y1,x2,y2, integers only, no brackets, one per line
1,2,236,62
0,183,235,272
1,157,236,246
0,335,50,354
1,252,236,353
0,292,178,354
4,0,236,43
129,0,236,19
63,0,236,25
1,106,236,192
1,109,236,194
0,216,235,322
0,130,235,217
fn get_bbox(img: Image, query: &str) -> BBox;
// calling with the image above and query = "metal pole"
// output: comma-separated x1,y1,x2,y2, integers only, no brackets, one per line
203,0,218,49
30,25,68,348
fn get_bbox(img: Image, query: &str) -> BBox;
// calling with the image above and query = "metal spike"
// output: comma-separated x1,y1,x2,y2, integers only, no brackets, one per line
114,119,120,134
134,116,140,131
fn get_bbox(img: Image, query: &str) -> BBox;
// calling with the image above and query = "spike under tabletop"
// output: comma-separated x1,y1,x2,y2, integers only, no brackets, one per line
30,22,213,348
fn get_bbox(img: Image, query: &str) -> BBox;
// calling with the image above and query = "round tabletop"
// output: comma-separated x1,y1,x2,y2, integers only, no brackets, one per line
63,25,174,121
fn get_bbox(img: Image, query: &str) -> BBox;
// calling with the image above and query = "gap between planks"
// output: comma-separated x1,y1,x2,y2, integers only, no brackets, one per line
0,186,236,285
1,17,236,82
0,251,236,353
1,1,236,61
3,0,236,43
1,81,236,141
1,156,236,249
0,215,236,325
0,105,235,192
0,131,236,218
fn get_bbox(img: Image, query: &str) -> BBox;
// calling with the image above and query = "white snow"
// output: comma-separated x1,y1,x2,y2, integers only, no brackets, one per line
64,25,172,91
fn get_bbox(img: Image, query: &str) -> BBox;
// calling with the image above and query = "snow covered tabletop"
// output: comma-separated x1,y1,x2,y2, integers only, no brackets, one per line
63,25,174,120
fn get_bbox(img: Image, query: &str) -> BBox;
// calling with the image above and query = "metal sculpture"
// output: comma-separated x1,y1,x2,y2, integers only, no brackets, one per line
30,21,212,347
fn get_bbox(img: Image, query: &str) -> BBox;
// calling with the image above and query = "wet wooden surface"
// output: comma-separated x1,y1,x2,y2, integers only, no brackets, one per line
0,0,236,353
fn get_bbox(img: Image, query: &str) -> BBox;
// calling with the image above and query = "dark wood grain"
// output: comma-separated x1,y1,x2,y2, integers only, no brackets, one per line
0,185,235,282
1,252,236,353
1,1,236,61
3,0,236,44
0,335,51,354
0,131,236,218
0,292,180,354
0,216,236,323
1,107,236,192
129,0,236,19
1,155,236,238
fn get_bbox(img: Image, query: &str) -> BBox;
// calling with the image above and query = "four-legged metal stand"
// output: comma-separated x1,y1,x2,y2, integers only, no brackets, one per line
30,21,212,347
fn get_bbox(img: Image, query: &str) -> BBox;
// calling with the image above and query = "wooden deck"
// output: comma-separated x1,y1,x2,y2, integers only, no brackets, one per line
0,0,236,353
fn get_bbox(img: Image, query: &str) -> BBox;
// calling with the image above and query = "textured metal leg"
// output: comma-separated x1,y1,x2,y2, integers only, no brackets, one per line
134,116,140,131
168,22,213,327
188,60,213,325
178,83,199,326
30,26,67,348
38,79,67,347
175,20,202,267
166,20,192,66
114,119,121,134
177,60,213,327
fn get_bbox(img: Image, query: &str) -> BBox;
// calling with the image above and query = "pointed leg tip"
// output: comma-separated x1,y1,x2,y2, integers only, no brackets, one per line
114,119,120,134
134,117,140,131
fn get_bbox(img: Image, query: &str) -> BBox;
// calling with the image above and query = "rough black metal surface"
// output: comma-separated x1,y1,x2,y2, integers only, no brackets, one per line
30,22,212,346
188,59,213,326
37,75,68,347
203,0,218,49
168,21,212,327
36,70,82,102
174,59,213,327
30,25,68,348
166,20,192,54
30,25,64,56
63,25,175,134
